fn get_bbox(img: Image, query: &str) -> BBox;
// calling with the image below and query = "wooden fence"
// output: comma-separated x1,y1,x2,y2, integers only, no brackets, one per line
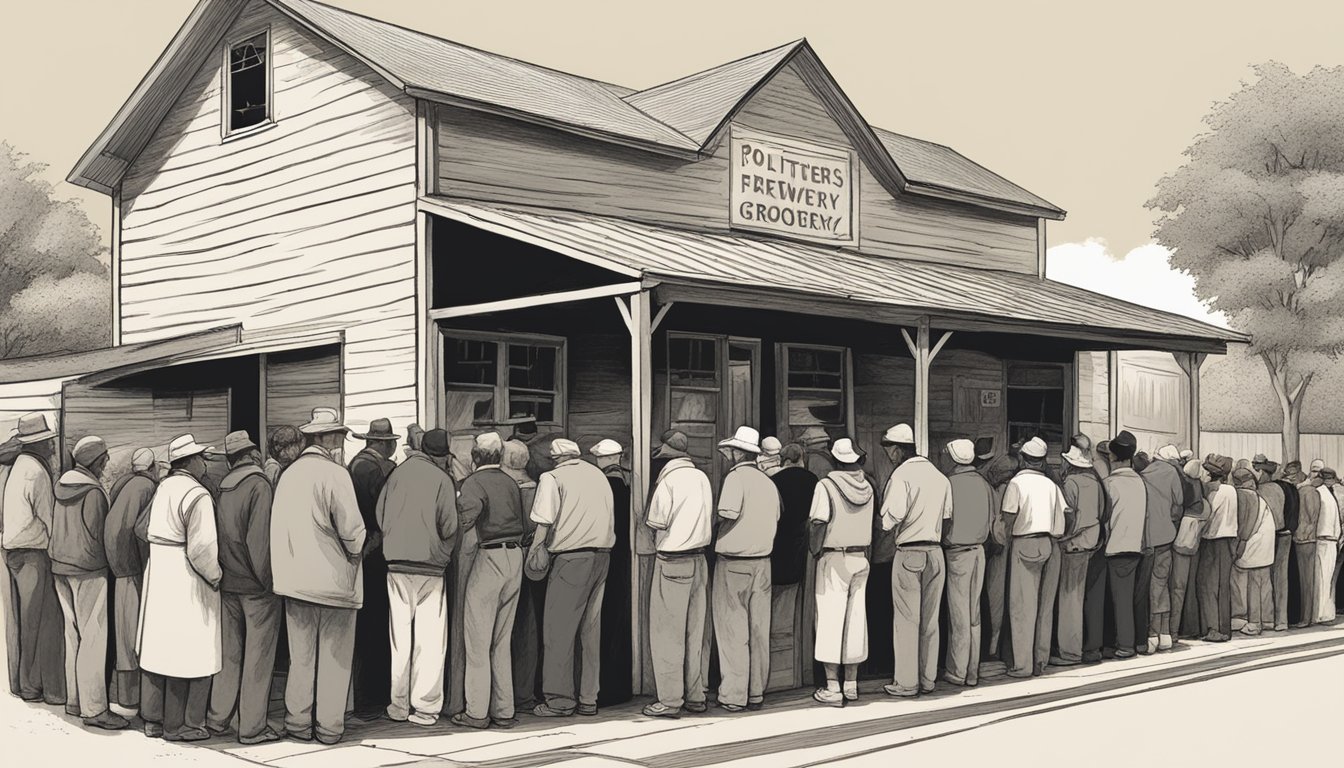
1201,431,1344,468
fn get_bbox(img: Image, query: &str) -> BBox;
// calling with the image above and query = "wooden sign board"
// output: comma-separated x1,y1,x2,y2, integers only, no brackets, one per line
729,126,856,245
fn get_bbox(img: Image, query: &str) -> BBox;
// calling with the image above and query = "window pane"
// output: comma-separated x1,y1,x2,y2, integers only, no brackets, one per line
786,392,844,427
229,33,269,132
443,389,494,430
1007,365,1065,389
788,347,843,390
670,390,717,424
507,393,555,423
507,344,557,391
669,337,719,387
445,338,497,387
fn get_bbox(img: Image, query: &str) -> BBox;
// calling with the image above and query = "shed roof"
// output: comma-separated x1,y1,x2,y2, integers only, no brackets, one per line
70,0,1063,219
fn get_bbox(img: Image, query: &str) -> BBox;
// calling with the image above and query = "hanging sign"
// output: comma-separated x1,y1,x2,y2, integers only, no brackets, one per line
730,126,856,245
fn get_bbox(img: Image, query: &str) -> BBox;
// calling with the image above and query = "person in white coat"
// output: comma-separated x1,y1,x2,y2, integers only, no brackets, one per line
137,434,222,741
1316,468,1343,623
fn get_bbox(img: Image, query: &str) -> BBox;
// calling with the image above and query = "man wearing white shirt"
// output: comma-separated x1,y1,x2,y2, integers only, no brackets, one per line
642,439,713,717
1315,469,1342,623
878,424,953,697
1197,454,1238,641
1000,436,1065,678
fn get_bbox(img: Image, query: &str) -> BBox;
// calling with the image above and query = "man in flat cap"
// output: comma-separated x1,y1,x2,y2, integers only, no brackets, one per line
1252,454,1296,631
1056,444,1105,666
756,436,783,477
1141,445,1183,653
942,438,992,686
528,438,615,718
51,435,124,730
206,431,281,744
1101,431,1149,658
104,447,157,718
1197,454,1238,641
347,417,398,720
592,439,632,706
1001,436,1065,677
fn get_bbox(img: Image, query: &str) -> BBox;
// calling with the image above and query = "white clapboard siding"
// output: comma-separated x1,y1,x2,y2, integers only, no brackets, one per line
437,59,1040,274
1201,432,1344,468
0,378,66,437
118,0,419,450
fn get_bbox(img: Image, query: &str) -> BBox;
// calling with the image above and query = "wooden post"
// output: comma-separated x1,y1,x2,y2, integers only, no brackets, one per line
1173,351,1206,456
111,187,122,346
1108,350,1120,437
628,290,652,695
258,352,268,460
901,318,935,455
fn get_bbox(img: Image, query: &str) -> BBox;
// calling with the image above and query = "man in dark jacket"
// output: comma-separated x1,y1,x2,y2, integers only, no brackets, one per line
1253,455,1297,631
592,439,632,707
347,417,398,720
206,431,281,744
770,444,818,589
104,448,156,718
51,436,126,730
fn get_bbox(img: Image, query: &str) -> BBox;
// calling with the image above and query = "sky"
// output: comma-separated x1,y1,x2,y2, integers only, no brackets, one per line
4,0,1343,329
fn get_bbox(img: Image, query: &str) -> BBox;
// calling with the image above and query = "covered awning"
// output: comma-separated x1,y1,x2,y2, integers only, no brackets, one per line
419,197,1244,354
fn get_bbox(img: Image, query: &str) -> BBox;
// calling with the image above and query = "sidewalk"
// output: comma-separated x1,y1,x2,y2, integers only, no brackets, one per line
9,622,1344,767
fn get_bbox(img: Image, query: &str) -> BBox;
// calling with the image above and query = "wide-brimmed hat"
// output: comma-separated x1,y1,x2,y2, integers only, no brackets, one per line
353,417,398,442
1108,431,1138,460
830,438,864,464
1061,446,1093,469
15,413,56,444
167,434,213,463
719,426,762,454
299,407,349,435
946,439,975,466
653,431,689,460
1020,437,1048,459
72,436,108,467
422,429,450,458
880,424,914,446
223,430,257,456
590,439,623,457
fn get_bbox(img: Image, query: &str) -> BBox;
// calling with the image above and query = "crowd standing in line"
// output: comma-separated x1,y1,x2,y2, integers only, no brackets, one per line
2,407,1343,743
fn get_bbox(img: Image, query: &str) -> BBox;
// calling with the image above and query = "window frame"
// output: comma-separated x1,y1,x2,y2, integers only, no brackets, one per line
776,342,853,436
1004,360,1073,459
440,329,567,428
221,26,275,141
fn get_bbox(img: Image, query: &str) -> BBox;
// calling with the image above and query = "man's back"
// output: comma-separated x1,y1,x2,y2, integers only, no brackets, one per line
881,456,953,543
272,447,366,608
1140,460,1181,548
770,466,817,584
1102,468,1146,555
646,458,712,553
946,466,992,547
1062,471,1105,551
216,465,273,595
533,458,616,552
380,454,456,575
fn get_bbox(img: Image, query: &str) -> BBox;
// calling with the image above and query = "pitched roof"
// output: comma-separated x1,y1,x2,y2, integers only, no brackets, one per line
70,0,1064,219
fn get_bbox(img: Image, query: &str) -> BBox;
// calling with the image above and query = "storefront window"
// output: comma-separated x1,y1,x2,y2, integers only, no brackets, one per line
667,335,721,466
443,332,564,430
781,344,847,440
1006,363,1067,453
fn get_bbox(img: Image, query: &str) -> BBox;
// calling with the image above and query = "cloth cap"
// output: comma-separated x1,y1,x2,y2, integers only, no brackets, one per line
974,436,995,460
353,417,398,442
1203,453,1233,478
15,412,57,444
550,438,581,458
881,424,915,445
945,439,975,465
1183,459,1204,479
1283,460,1303,474
1061,446,1093,468
1155,444,1182,462
761,436,782,456
1231,467,1258,489
1020,437,1048,459
653,431,689,459
422,429,450,458
830,438,864,464
72,436,108,467
590,438,623,457
1251,453,1270,466
1180,449,1194,460
719,425,762,454
167,434,212,463
131,448,156,471
502,440,530,471
1320,467,1339,481
223,430,257,456
1310,459,1325,472
474,432,504,454
299,407,348,435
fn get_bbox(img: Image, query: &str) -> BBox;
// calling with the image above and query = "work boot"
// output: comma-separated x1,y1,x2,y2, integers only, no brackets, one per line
83,711,129,731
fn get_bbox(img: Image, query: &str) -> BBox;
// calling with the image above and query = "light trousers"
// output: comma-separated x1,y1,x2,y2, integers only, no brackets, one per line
890,545,945,693
53,571,109,718
813,551,870,665
463,548,524,721
1170,550,1197,638
284,599,356,742
1007,536,1059,676
1316,540,1339,623
943,546,984,684
1232,566,1272,628
650,552,707,709
386,572,449,721
1055,549,1092,662
1294,541,1318,626
711,556,771,708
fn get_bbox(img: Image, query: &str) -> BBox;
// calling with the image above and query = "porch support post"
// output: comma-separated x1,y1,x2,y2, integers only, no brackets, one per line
1173,351,1206,455
628,290,652,695
902,317,934,456
258,353,268,461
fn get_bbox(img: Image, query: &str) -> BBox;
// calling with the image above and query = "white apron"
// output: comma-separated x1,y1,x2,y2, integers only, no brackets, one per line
136,474,222,678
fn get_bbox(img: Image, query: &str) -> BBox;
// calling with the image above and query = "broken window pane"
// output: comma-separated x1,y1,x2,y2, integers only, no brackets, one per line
228,33,269,133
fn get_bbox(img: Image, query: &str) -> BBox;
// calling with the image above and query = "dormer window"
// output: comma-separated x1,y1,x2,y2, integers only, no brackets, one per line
224,31,271,136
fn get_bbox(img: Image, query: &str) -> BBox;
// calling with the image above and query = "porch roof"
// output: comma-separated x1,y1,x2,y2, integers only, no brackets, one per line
419,197,1244,354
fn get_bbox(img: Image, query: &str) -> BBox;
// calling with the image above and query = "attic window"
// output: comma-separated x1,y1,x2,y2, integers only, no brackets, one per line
225,31,271,135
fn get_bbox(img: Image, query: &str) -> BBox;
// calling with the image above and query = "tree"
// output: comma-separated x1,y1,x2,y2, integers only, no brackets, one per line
1148,62,1344,464
0,141,110,358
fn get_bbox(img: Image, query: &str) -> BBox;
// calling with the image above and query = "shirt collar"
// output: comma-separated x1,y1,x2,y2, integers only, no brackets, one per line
474,464,501,472
302,445,335,461
730,461,758,472
951,464,979,475
555,457,582,468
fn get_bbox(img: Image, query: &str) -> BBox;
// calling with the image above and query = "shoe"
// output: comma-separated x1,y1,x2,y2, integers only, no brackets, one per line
966,679,979,687
746,701,764,711
1033,663,1047,676
943,674,968,686
684,701,707,714
842,686,858,702
1114,648,1136,659
576,703,598,716
1048,656,1080,667
1005,669,1034,679
315,733,343,746
285,729,313,742
239,728,282,745
1273,623,1288,632
1291,621,1311,629
20,692,42,703
385,710,409,723
642,702,681,718
883,684,919,697
205,722,232,737
812,688,845,707
491,717,518,729
408,712,438,727
1230,618,1247,631
1239,624,1261,636
166,726,210,742
144,722,164,738
920,684,936,694
1158,634,1174,651
718,703,745,713
1146,636,1160,654
532,703,573,717
83,711,129,731
1082,651,1103,665
451,713,489,730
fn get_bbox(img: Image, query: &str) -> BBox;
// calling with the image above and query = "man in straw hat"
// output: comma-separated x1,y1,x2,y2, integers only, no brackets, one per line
379,428,457,727
1141,445,1184,653
104,447,156,720
1054,443,1105,666
1197,454,1238,642
50,435,124,730
348,417,398,720
808,437,875,706
641,432,714,718
2,414,65,707
205,431,281,744
591,438,633,707
1252,453,1296,631
1001,436,1066,677
528,438,615,718
878,424,952,698
138,434,223,741
711,427,779,713
273,408,365,744
941,438,992,686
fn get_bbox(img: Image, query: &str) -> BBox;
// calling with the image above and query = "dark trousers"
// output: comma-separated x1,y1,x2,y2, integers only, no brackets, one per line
1197,539,1234,636
143,672,210,735
543,551,610,712
4,549,64,701
207,592,282,739
1082,549,1108,656
511,576,546,708
1293,542,1318,626
1134,552,1155,645
1170,551,1196,638
353,554,391,716
1107,554,1142,652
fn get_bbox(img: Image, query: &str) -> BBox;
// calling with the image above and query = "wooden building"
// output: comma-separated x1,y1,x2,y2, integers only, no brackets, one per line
9,0,1244,696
